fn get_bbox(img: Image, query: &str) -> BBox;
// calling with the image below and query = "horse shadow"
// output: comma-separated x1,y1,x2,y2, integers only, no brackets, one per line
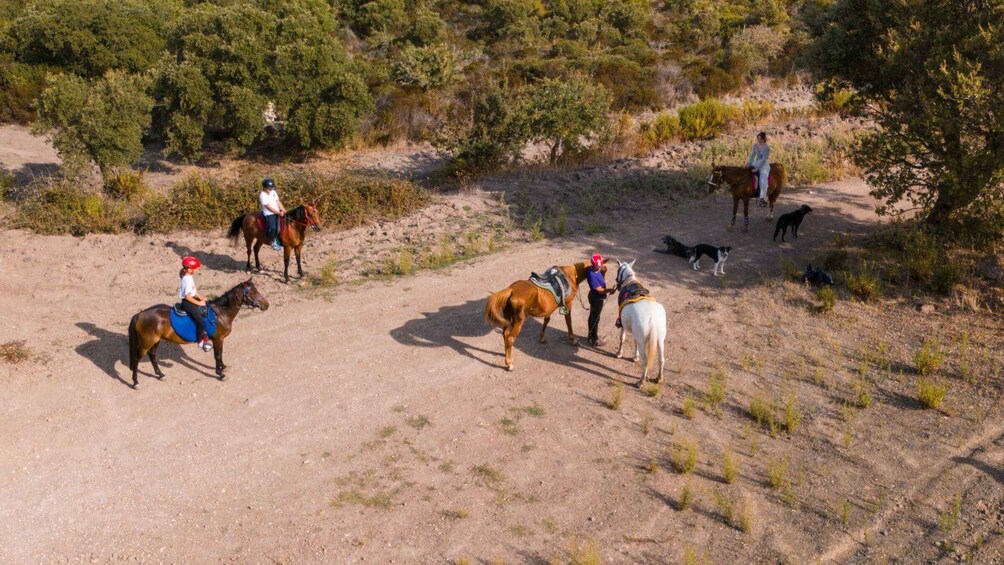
75,322,215,388
388,299,498,368
165,241,247,273
388,297,638,381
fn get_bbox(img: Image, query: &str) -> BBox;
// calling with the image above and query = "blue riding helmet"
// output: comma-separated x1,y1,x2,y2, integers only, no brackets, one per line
262,177,276,189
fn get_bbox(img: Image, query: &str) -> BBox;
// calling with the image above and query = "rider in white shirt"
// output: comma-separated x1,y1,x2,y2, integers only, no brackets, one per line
259,177,286,251
179,256,212,352
747,131,771,207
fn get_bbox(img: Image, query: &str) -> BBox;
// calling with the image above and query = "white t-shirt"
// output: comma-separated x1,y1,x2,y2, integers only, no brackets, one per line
259,189,280,216
179,274,197,300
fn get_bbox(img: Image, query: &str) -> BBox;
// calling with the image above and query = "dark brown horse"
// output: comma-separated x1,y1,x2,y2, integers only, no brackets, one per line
484,261,590,371
227,204,322,282
127,279,269,388
708,164,786,231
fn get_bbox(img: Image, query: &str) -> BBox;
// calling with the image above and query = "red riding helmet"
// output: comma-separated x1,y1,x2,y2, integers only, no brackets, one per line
182,256,202,270
591,254,604,268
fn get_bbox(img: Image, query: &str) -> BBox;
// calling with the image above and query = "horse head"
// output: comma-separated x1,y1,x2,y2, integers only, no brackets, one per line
304,203,322,231
708,166,724,195
241,278,270,311
614,259,637,288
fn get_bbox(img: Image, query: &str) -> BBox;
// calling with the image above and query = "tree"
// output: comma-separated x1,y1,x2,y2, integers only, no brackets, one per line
804,0,1004,228
33,71,154,177
7,0,176,78
524,76,611,163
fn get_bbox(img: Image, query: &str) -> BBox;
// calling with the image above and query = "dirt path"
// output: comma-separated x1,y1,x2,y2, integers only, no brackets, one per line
2,159,1002,563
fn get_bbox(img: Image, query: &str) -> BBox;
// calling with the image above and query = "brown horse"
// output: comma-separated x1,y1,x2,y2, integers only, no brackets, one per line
484,261,590,371
227,204,322,282
127,279,269,388
708,164,786,231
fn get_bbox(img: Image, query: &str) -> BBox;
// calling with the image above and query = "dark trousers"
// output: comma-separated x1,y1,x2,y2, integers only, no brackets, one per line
180,300,208,341
265,214,279,241
587,291,605,342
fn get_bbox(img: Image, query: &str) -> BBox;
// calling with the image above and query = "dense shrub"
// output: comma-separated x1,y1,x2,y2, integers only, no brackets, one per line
678,98,737,140
33,71,154,177
391,44,461,91
639,112,680,146
524,76,611,163
0,58,50,123
12,180,132,235
6,0,174,78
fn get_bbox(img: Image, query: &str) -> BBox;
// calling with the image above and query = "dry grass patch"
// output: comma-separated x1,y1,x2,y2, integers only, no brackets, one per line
682,395,697,419
607,380,624,410
679,482,695,510
766,458,789,491
332,489,395,510
783,391,802,434
938,492,963,531
406,415,432,429
917,378,948,410
914,338,945,376
671,437,699,474
0,340,31,364
471,464,504,485
721,448,739,484
441,508,470,520
641,382,661,398
704,370,727,413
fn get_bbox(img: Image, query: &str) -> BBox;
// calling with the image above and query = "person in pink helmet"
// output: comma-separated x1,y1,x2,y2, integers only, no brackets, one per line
586,253,615,347
179,256,212,352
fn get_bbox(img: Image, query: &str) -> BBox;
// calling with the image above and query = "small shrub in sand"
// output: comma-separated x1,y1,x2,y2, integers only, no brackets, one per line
916,378,948,410
914,339,945,376
671,437,699,474
721,448,739,484
0,340,31,364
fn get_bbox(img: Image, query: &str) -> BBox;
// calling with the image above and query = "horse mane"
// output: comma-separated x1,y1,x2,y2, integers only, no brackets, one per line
210,281,247,309
287,205,306,221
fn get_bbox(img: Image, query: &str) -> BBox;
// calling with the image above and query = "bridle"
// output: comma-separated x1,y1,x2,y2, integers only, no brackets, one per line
285,206,321,229
708,170,723,191
238,283,265,309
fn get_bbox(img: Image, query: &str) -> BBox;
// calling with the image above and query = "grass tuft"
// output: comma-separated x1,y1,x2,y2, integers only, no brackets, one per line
679,482,695,510
682,395,697,419
406,415,432,429
671,437,699,474
607,380,624,410
766,458,789,491
722,448,739,484
0,340,31,364
916,378,948,410
914,339,945,376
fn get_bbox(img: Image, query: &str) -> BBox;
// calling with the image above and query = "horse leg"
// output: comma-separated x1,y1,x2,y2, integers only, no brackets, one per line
147,342,166,379
295,245,304,278
253,241,264,272
132,346,150,388
563,310,579,347
730,198,738,229
214,339,225,380
504,315,525,371
283,246,292,283
538,315,550,344
615,326,627,359
743,199,750,232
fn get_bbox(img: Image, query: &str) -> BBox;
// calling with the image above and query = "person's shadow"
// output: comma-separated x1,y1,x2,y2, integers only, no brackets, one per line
75,322,215,388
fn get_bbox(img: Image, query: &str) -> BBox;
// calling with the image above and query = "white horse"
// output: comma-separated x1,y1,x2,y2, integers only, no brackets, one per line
613,259,667,387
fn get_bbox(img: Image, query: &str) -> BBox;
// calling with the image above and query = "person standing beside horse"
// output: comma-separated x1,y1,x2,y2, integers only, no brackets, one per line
179,256,213,352
586,254,615,347
259,177,286,250
748,131,771,207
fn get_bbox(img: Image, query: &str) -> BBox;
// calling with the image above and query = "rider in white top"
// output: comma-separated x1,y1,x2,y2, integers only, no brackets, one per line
178,256,212,352
258,177,286,250
747,131,771,207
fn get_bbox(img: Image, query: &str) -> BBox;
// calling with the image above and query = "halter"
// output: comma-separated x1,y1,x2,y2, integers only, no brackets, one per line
216,283,263,310
617,263,636,288
707,170,723,191
284,206,320,228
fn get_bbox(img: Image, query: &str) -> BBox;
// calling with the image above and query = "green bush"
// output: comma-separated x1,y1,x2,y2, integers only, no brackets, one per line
103,170,148,201
13,180,131,235
845,269,881,302
740,99,774,125
678,98,737,140
0,59,50,124
639,112,680,146
33,71,154,177
524,75,612,163
143,171,429,233
391,44,460,91
817,286,836,313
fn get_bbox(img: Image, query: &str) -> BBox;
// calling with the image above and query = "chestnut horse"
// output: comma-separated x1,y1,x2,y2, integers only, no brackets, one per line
484,261,590,370
227,204,322,282
708,164,786,231
127,279,268,388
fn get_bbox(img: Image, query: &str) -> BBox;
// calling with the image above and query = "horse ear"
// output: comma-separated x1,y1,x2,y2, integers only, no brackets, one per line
629,259,637,268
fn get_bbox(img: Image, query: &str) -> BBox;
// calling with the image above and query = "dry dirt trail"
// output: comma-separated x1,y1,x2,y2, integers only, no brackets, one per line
2,160,1002,563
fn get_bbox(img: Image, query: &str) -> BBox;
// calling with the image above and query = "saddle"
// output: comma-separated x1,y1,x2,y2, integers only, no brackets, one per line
529,267,572,315
617,281,652,313
169,304,219,342
254,211,286,238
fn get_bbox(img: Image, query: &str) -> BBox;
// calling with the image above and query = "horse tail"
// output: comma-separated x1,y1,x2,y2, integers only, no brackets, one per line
485,288,514,329
645,303,667,379
773,163,786,192
227,213,246,242
128,313,139,372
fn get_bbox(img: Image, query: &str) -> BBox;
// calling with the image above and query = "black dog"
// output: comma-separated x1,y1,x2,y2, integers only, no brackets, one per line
773,205,813,242
658,235,691,258
802,264,834,286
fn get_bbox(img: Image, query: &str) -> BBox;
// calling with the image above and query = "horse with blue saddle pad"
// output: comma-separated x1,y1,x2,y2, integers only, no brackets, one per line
127,279,269,389
484,261,591,371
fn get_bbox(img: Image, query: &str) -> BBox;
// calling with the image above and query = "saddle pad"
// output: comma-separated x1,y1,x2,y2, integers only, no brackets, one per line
169,305,218,343
255,212,286,235
618,295,655,315
751,174,774,192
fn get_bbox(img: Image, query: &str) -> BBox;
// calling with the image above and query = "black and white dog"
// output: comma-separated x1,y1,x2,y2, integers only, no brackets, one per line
658,236,730,276
689,244,731,276
773,204,813,242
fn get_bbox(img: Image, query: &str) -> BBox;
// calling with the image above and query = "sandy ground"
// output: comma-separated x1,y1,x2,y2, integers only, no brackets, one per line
2,123,1003,564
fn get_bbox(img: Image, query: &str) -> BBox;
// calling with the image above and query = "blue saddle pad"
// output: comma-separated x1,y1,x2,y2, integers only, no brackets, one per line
169,306,218,343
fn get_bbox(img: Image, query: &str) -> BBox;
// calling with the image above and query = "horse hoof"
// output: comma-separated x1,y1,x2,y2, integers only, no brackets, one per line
155,374,165,380
505,364,513,371
539,338,548,344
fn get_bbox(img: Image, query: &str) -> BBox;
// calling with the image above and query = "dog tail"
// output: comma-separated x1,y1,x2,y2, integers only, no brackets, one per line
485,287,514,329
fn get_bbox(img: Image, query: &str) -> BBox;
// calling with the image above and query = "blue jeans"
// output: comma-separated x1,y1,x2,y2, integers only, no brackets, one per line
264,214,279,241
